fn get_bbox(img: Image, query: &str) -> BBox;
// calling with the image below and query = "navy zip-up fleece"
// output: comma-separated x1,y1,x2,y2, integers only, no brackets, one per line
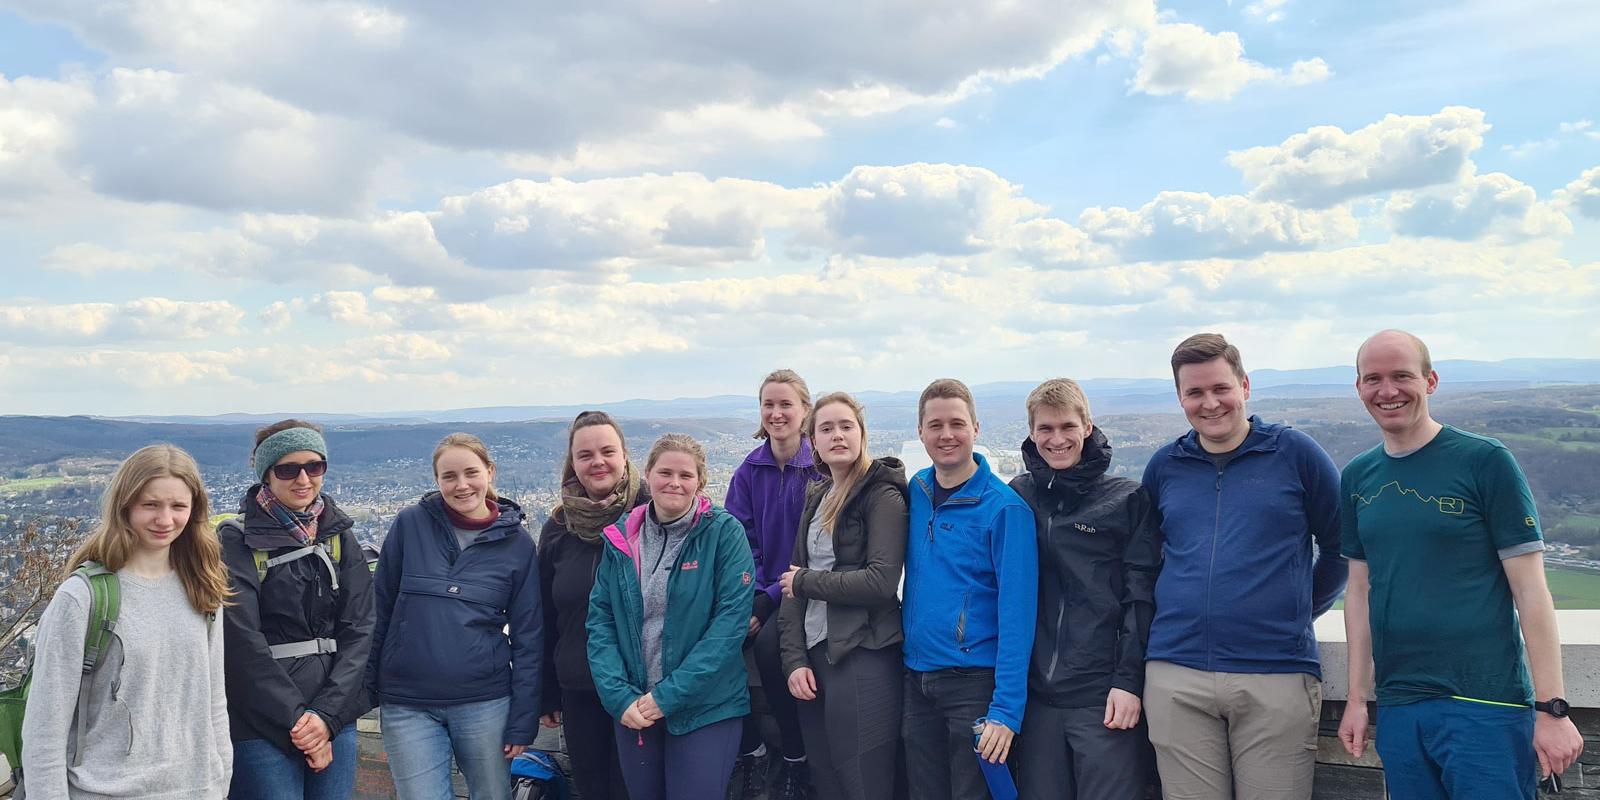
1141,417,1345,678
903,452,1038,732
367,493,543,744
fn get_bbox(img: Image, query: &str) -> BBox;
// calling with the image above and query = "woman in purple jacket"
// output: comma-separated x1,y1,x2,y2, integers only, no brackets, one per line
724,369,824,800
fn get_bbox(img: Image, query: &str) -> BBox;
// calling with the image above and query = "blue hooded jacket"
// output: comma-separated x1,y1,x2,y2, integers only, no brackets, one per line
367,493,543,744
1140,417,1345,677
903,452,1038,732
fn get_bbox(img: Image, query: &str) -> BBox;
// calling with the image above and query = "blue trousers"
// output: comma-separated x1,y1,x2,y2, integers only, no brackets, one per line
230,726,357,800
1376,697,1536,800
382,695,513,800
613,716,742,800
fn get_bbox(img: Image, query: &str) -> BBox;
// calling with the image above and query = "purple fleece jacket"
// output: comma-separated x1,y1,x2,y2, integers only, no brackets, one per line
725,437,824,618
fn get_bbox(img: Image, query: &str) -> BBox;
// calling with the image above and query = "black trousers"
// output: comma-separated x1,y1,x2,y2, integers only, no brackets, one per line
562,688,630,800
741,615,806,759
795,643,902,800
902,667,995,800
1014,699,1147,800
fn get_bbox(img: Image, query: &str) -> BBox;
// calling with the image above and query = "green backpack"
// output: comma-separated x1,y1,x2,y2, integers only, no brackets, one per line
0,561,122,787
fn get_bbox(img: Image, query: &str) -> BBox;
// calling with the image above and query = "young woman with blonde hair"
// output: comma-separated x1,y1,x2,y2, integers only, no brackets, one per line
222,419,375,800
726,369,823,799
588,434,755,800
368,432,542,800
22,444,233,799
777,393,909,800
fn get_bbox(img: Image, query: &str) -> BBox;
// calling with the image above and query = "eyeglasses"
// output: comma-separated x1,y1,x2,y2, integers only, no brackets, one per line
270,460,328,481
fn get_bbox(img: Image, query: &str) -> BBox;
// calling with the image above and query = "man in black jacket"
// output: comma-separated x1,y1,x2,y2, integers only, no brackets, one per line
1008,379,1161,800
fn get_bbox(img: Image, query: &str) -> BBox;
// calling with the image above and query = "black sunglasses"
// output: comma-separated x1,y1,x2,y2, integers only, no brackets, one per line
270,460,328,481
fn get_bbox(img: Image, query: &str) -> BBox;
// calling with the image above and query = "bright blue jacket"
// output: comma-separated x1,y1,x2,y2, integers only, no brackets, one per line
1140,417,1346,678
367,494,543,744
903,453,1038,732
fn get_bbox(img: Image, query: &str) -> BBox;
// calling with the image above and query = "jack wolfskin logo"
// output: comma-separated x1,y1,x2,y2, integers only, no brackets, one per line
1074,523,1097,534
681,560,699,570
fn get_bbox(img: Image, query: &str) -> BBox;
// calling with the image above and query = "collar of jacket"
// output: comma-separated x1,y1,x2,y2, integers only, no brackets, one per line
744,436,816,469
238,485,353,548
601,494,714,567
420,491,526,543
1168,415,1283,462
911,451,998,503
1021,428,1112,496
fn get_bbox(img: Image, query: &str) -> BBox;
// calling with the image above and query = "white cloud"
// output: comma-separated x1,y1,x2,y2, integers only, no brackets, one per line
820,163,1050,258
0,297,245,343
1388,172,1572,241
1556,166,1600,219
935,117,959,130
0,74,93,204
65,68,382,213
1080,191,1359,260
1132,23,1328,101
1228,106,1488,207
1244,0,1289,23
15,0,1158,167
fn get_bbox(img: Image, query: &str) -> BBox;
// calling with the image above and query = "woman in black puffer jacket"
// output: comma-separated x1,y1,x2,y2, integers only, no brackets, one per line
538,411,648,800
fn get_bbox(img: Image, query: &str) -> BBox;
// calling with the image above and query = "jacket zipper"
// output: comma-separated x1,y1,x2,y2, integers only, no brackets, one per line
955,590,970,646
1207,463,1224,670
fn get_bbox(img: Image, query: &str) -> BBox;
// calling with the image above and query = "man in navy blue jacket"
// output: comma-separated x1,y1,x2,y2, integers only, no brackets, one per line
1141,334,1346,800
902,378,1038,800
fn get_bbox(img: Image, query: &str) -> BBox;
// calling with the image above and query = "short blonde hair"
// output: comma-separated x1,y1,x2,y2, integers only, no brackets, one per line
918,378,976,426
645,434,708,493
1026,378,1092,428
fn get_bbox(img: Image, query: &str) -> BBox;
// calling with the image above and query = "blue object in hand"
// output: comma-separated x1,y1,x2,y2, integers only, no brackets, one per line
972,718,1018,800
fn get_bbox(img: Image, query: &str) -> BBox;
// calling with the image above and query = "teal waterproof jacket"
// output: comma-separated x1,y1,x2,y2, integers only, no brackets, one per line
586,495,754,735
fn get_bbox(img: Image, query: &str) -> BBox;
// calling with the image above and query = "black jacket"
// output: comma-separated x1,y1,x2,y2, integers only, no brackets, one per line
537,481,649,713
777,457,909,676
221,489,376,754
1008,430,1160,708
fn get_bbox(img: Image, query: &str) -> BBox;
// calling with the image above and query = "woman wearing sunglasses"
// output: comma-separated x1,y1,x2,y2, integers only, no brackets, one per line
221,419,376,800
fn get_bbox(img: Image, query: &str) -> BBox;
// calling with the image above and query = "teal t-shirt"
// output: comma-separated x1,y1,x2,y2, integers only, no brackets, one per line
1340,426,1543,706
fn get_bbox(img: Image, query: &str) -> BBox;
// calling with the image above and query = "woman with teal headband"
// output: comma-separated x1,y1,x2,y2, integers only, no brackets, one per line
220,419,375,800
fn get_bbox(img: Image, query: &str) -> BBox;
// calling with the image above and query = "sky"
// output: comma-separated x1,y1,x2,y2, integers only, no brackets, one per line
1,0,1598,417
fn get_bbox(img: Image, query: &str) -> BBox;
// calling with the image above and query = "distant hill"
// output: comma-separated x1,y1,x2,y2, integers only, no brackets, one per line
94,357,1600,428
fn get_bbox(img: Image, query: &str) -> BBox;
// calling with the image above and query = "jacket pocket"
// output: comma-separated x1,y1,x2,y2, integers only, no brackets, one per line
954,590,970,648
382,574,510,696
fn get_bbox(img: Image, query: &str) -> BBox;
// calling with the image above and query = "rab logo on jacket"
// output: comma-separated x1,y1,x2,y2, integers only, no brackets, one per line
1073,523,1097,534
681,560,699,570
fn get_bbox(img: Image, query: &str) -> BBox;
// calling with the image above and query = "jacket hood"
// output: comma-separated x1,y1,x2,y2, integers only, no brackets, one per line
601,494,714,564
419,491,527,543
1170,415,1283,460
811,456,907,508
1021,428,1112,496
742,437,816,469
237,485,354,548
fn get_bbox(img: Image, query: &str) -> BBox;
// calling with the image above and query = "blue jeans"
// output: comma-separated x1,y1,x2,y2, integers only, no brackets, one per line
903,667,995,800
382,696,513,800
1376,697,1536,800
230,726,357,800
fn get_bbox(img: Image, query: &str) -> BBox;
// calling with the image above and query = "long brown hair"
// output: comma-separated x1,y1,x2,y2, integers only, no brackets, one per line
807,392,872,532
66,444,232,615
432,433,500,502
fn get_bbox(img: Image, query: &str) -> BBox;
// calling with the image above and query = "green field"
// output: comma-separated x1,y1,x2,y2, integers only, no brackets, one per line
1546,567,1600,609
0,476,67,495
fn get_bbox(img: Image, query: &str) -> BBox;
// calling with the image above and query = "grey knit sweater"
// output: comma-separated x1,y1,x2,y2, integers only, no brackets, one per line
639,507,694,688
21,569,231,799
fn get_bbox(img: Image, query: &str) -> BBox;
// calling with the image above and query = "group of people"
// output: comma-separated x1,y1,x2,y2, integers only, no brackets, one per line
16,329,1585,800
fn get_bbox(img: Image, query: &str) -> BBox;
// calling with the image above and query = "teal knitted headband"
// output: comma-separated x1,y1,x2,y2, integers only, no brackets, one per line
253,427,329,482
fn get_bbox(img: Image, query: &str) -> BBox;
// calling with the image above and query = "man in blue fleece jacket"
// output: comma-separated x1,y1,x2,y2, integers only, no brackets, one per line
1141,334,1346,800
902,378,1038,800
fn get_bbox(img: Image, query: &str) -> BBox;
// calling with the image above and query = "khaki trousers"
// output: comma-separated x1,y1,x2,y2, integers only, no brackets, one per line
1144,661,1321,800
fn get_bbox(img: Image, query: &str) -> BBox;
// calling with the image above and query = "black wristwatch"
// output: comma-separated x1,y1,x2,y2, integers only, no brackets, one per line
1534,698,1570,718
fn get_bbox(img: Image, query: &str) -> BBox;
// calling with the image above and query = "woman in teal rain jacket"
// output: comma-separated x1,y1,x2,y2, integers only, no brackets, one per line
587,433,754,800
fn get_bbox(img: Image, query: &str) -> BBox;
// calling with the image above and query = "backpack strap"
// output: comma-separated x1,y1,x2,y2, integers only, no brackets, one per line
255,543,341,592
71,562,120,769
